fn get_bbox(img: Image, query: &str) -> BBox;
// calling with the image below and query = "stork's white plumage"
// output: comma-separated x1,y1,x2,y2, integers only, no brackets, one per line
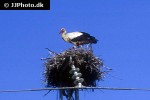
63,32,83,40
59,28,98,46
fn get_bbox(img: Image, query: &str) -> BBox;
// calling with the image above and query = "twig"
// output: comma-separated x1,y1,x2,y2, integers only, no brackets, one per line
45,48,58,55
41,58,51,60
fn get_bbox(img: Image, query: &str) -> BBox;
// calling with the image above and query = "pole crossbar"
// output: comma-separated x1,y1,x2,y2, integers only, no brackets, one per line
1,87,150,93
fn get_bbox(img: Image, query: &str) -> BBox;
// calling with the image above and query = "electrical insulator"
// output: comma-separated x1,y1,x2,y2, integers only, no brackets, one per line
69,64,84,87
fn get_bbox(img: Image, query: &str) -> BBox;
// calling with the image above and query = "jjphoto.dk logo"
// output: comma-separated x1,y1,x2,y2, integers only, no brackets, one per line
4,2,44,8
0,0,50,10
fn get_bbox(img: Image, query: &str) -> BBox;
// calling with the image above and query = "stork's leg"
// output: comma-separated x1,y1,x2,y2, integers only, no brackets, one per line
72,44,83,51
71,42,78,50
73,45,77,49
87,44,93,52
79,45,83,49
72,45,80,51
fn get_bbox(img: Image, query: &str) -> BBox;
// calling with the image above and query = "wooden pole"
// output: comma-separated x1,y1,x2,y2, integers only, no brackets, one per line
75,89,79,100
67,90,71,100
59,90,63,100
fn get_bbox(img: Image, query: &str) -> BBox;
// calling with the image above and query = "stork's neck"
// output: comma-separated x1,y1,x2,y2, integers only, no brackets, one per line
62,30,67,38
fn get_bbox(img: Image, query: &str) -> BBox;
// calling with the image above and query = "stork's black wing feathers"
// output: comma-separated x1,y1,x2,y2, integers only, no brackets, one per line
71,32,98,44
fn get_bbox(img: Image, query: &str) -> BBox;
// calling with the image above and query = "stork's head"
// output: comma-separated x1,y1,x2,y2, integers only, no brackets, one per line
59,28,66,34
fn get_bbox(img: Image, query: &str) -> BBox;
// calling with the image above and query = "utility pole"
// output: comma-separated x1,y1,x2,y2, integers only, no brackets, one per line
59,90,63,100
75,89,79,100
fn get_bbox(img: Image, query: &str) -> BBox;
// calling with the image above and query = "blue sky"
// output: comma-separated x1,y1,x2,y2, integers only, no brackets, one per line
0,0,150,100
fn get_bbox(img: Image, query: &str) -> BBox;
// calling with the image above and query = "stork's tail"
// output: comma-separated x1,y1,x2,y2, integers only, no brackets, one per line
89,36,98,44
81,32,98,44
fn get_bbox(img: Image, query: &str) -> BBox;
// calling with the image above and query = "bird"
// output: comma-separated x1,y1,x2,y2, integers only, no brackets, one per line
59,28,98,46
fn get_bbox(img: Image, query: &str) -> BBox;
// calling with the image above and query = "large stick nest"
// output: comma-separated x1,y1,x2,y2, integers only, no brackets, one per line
43,48,107,87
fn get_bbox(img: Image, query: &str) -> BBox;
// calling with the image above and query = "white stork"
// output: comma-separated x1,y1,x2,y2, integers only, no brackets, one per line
59,28,98,46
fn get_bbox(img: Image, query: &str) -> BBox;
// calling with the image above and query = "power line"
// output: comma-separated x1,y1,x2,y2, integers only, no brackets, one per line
0,87,150,93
